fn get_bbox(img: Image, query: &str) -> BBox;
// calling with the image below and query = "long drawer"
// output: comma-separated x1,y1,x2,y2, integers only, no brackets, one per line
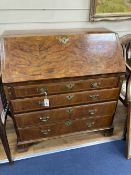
18,115,113,142
15,101,117,128
11,88,119,113
11,77,118,98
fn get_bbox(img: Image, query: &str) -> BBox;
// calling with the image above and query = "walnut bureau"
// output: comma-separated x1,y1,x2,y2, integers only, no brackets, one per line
0,29,125,151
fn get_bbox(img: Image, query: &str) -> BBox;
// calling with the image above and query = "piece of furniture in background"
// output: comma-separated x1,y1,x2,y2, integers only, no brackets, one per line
0,47,13,163
120,35,131,159
120,35,131,107
0,29,125,151
0,94,12,163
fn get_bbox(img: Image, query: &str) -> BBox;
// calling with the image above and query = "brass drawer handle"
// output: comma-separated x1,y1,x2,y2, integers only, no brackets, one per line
41,129,51,135
90,82,101,89
66,82,75,89
39,101,45,107
88,109,97,115
66,95,74,101
87,122,95,128
89,94,99,100
65,120,72,126
39,116,50,122
37,87,48,94
66,107,73,114
58,36,69,45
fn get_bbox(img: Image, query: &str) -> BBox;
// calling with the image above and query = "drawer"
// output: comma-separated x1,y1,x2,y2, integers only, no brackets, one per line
11,88,119,113
15,101,117,128
18,115,113,142
11,77,118,98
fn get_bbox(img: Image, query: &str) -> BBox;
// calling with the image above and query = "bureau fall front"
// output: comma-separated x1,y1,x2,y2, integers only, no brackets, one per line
0,29,125,151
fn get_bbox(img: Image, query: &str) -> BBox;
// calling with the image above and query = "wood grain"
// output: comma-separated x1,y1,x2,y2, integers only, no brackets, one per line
18,115,114,142
11,88,119,113
1,30,125,83
14,101,117,128
12,76,119,98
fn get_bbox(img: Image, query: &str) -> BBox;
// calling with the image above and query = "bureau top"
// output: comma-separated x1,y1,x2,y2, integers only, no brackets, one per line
1,29,125,84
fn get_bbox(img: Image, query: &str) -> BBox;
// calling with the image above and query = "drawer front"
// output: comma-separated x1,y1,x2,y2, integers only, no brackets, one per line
18,116,113,141
12,77,118,98
15,101,117,128
11,88,119,113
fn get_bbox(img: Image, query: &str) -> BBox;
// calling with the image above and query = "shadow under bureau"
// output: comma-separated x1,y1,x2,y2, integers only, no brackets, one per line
0,29,125,151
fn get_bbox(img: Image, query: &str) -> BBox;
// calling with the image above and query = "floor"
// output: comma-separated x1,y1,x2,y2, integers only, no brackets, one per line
0,140,129,175
0,101,127,163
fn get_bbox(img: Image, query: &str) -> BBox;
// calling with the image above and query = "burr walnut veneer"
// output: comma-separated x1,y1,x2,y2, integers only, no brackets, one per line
0,29,125,150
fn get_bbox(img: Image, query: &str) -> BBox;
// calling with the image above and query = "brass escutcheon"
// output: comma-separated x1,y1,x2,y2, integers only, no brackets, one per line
58,36,69,45
65,82,75,89
90,82,101,89
65,120,72,126
66,95,74,100
66,107,73,114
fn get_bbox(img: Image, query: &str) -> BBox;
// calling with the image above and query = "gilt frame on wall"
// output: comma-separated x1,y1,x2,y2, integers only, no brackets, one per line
90,0,131,21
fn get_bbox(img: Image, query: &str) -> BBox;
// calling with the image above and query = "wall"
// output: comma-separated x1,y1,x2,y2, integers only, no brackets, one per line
0,0,130,36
